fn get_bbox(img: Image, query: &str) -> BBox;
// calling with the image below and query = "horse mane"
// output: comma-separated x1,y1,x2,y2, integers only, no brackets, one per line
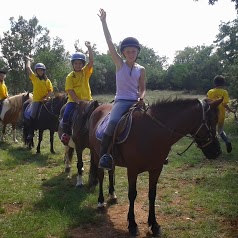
53,92,67,99
7,92,27,112
150,97,199,114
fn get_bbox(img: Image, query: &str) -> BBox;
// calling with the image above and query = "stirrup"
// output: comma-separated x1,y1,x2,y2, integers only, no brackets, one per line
98,153,114,170
61,133,70,145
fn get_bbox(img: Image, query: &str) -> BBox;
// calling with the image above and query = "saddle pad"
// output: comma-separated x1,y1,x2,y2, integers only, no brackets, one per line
96,112,132,144
24,103,32,119
96,113,111,141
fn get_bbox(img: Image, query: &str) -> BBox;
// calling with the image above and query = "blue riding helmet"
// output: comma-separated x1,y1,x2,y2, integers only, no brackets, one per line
120,37,141,53
34,63,46,71
71,52,86,63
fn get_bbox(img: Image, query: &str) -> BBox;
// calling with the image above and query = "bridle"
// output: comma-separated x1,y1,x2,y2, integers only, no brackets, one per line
41,96,66,120
140,99,217,156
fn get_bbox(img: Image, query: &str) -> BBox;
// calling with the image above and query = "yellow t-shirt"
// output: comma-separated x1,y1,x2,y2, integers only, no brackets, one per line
0,81,8,100
29,73,53,102
65,63,93,103
207,88,229,123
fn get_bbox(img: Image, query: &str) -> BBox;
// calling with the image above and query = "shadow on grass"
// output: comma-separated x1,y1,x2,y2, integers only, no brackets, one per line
0,140,55,168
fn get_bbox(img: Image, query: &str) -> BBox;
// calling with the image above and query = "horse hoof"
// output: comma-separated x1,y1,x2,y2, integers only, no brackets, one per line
76,183,84,188
151,223,161,237
128,225,139,236
65,167,71,173
97,202,106,209
108,193,117,204
51,150,56,154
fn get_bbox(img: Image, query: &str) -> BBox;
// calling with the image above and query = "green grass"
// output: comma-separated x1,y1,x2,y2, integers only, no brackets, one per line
0,90,237,238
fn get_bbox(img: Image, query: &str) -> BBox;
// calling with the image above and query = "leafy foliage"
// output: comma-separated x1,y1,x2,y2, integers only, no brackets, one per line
0,14,237,101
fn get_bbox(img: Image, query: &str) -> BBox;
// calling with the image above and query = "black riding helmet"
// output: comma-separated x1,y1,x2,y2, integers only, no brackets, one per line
214,75,225,87
0,68,7,74
120,37,141,53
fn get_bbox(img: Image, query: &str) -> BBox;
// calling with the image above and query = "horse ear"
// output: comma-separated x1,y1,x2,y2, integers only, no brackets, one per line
210,98,223,108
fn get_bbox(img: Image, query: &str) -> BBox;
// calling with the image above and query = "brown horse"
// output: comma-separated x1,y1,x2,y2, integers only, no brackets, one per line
0,92,32,142
58,100,109,188
88,97,222,237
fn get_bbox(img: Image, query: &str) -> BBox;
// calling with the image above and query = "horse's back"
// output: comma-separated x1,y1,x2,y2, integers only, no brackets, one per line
89,103,112,132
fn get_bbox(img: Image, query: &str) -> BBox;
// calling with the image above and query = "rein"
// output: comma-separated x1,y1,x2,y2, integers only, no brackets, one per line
42,98,61,120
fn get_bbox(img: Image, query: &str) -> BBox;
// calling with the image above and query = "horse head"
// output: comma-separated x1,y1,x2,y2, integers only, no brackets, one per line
192,98,222,160
45,92,67,116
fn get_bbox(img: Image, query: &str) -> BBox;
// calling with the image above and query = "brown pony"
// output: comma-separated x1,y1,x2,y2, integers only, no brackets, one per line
0,92,32,142
58,100,110,189
88,97,222,237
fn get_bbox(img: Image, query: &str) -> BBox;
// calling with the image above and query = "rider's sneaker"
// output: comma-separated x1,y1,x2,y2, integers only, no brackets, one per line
226,142,232,153
163,158,169,165
61,133,70,145
98,153,113,170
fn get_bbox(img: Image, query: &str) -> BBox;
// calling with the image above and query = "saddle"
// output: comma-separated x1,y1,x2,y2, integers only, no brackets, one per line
24,102,44,120
96,102,146,144
59,100,99,134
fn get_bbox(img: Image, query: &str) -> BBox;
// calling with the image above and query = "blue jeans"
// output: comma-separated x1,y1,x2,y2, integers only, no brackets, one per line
105,99,136,136
30,102,41,119
62,102,77,123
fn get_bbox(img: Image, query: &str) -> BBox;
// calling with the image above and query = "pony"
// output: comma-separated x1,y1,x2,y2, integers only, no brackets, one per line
0,92,32,142
23,92,67,154
58,99,106,188
88,97,223,237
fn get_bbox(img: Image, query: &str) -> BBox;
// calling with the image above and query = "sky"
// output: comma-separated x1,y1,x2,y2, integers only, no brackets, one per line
0,0,237,63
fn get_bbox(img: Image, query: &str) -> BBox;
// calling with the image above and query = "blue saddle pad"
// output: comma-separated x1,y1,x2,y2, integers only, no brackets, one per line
96,112,132,144
96,113,111,141
24,103,32,119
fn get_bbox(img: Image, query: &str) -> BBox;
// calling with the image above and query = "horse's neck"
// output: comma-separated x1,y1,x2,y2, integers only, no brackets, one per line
152,103,201,133
10,97,22,109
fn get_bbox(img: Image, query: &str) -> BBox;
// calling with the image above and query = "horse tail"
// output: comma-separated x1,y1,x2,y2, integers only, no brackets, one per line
88,151,98,188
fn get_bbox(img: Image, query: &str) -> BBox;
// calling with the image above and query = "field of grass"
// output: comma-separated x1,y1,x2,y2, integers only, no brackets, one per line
0,90,237,238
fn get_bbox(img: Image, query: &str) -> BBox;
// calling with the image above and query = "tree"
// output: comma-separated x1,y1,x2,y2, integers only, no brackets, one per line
168,45,223,92
0,16,50,93
214,18,238,100
0,16,71,94
194,0,238,11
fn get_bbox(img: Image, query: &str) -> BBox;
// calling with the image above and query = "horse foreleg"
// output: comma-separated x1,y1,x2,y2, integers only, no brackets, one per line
148,169,162,237
88,152,98,188
64,146,74,178
75,145,84,187
108,168,117,203
0,124,6,141
50,130,55,154
97,167,105,208
12,124,18,143
36,130,43,154
127,170,139,236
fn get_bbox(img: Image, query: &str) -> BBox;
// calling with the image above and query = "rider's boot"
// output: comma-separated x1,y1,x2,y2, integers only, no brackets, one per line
98,134,113,170
61,123,71,145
